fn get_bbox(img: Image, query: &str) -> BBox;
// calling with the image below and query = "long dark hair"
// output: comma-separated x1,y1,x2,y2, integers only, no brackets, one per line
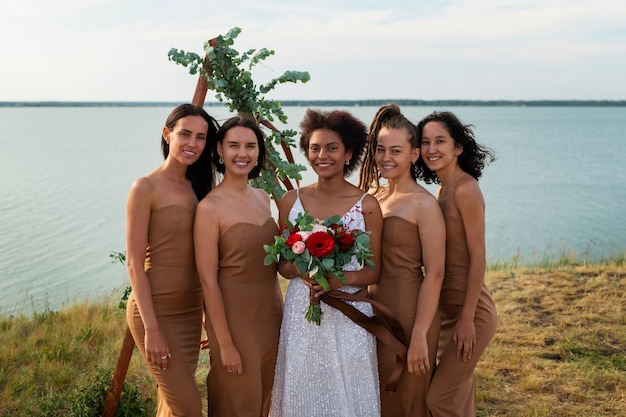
358,103,419,191
299,108,367,177
415,111,496,184
161,103,220,199
213,114,267,180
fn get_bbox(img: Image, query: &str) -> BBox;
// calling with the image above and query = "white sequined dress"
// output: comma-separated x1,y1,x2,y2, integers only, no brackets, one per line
269,192,380,417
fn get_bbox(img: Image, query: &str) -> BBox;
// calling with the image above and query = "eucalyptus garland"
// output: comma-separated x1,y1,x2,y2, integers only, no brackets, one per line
168,26,311,201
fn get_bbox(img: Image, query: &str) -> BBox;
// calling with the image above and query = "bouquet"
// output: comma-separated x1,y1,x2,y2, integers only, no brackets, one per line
264,211,375,325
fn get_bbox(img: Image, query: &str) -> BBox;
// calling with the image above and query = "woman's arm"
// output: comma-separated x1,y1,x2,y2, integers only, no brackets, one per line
454,179,487,362
275,190,303,279
341,194,383,287
407,196,445,375
125,178,170,369
194,197,243,374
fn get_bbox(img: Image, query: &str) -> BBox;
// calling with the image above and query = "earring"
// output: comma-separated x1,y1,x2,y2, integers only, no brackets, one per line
413,163,418,176
254,160,258,166
219,157,224,164
345,160,350,166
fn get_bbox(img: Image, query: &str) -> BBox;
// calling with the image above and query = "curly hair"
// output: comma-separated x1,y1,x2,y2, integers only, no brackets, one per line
161,103,220,200
213,114,267,180
415,111,496,184
358,103,419,191
299,108,367,177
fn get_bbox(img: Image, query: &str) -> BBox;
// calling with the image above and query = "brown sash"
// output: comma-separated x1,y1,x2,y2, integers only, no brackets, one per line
320,288,407,392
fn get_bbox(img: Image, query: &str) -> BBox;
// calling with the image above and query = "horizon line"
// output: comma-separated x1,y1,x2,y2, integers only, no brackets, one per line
1,99,625,107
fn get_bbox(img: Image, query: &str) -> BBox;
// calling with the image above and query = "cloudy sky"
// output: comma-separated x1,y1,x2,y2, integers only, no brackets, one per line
2,0,625,102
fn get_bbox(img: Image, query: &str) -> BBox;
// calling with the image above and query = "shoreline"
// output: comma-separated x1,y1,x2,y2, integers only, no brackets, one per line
3,254,624,319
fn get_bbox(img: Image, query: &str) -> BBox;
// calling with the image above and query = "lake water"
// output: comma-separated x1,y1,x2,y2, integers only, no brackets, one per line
1,105,625,316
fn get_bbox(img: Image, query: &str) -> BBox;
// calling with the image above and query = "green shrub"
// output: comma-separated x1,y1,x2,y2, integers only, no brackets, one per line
69,368,152,417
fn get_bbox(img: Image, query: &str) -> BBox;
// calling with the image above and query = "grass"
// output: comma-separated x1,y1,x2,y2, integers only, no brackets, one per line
477,260,625,416
0,297,161,416
1,259,624,416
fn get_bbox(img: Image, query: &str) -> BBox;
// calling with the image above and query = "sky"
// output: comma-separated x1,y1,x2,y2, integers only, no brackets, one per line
1,0,625,102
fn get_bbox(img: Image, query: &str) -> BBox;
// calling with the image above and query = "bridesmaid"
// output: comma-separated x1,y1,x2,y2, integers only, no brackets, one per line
358,103,445,416
194,114,283,417
416,111,498,417
125,103,219,417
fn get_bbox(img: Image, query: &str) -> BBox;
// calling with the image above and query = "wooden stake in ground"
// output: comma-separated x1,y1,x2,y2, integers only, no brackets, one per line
102,327,134,417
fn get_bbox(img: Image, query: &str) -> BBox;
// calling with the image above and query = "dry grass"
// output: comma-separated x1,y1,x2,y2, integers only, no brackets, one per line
477,262,626,416
0,263,624,416
0,296,160,416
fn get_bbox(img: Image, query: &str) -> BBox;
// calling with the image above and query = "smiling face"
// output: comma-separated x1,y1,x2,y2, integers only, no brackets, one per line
162,115,208,166
420,121,463,174
307,129,352,179
375,126,419,181
217,125,259,177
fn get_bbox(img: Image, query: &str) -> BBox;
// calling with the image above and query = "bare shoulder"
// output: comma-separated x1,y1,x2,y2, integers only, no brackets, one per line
277,188,299,224
450,176,485,215
453,175,482,200
361,192,382,218
412,188,444,228
127,176,157,207
413,185,439,208
197,190,221,214
361,192,380,208
129,175,154,194
279,188,298,208
296,184,318,199
251,186,271,203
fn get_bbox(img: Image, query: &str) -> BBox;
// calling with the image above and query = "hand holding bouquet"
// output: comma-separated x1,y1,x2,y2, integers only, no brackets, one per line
264,211,375,325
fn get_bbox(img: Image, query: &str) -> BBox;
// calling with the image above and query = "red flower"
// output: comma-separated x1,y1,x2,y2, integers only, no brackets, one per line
285,233,302,247
331,224,354,251
305,231,335,258
337,233,355,251
330,223,342,233
281,222,299,232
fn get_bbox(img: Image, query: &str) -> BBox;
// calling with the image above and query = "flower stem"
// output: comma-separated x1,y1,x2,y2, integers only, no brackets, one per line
305,286,323,325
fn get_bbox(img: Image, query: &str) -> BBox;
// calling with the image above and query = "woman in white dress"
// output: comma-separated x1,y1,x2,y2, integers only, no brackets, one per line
269,108,383,417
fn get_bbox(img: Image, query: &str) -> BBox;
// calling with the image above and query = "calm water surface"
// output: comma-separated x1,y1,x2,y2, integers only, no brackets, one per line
1,105,624,315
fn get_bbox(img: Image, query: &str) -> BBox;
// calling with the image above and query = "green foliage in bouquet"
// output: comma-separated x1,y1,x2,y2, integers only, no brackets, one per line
264,211,375,324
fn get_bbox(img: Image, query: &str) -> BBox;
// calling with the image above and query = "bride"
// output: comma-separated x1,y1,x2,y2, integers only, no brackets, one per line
269,108,383,417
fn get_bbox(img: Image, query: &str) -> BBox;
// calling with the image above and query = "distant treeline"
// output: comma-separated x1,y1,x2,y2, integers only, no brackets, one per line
1,99,625,107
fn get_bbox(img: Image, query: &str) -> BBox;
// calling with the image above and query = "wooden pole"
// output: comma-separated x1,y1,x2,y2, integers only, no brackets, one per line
102,327,135,417
192,38,217,107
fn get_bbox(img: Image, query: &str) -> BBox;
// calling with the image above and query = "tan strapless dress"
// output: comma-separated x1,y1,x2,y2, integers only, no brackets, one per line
426,207,498,417
126,205,204,417
369,216,440,417
206,218,283,417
